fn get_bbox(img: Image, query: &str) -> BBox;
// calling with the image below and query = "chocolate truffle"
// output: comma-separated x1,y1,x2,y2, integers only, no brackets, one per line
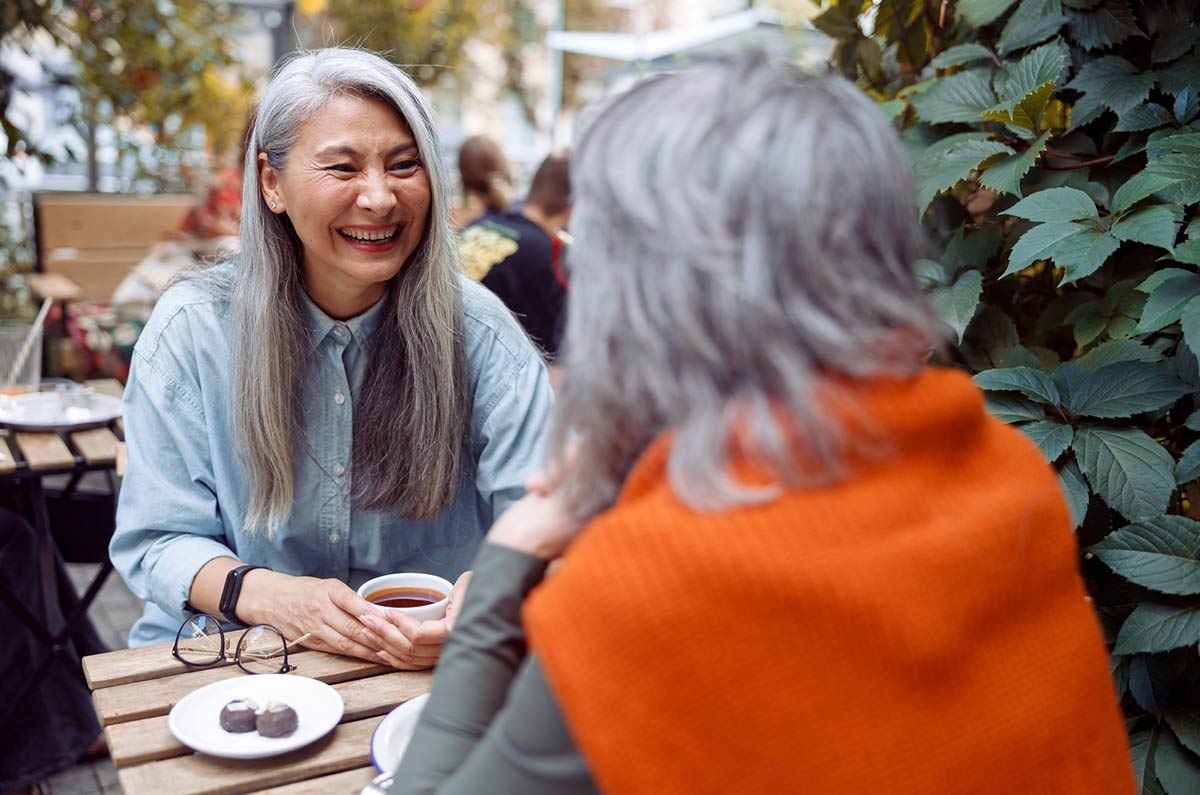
256,702,299,738
218,698,259,733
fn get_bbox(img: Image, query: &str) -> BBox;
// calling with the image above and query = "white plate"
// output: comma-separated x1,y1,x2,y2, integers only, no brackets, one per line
371,693,429,773
0,391,123,431
168,674,344,760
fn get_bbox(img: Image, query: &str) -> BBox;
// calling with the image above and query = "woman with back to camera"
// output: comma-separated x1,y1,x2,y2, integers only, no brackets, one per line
110,48,553,669
386,54,1134,793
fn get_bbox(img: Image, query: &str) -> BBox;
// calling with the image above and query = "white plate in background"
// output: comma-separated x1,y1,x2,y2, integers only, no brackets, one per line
0,390,122,431
371,693,430,773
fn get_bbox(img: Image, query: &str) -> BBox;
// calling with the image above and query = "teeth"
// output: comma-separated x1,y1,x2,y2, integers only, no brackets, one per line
341,228,397,242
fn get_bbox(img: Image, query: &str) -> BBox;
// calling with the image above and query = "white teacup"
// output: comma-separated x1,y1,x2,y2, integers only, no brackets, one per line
357,573,452,622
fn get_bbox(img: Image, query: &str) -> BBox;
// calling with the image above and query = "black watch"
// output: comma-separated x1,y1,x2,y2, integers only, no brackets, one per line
219,564,263,624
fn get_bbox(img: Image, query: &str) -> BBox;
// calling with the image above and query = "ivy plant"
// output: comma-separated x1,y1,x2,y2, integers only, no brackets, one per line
814,0,1200,790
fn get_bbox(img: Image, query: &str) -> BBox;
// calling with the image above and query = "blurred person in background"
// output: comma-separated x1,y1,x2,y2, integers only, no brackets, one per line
110,48,553,670
451,134,512,229
387,55,1133,795
460,153,570,367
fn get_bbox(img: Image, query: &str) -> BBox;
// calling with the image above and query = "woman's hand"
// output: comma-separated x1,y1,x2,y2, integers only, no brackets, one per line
358,571,474,669
486,486,582,561
238,570,384,660
240,570,443,668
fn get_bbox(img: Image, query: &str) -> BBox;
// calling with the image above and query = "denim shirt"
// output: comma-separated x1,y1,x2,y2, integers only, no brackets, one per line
110,270,553,647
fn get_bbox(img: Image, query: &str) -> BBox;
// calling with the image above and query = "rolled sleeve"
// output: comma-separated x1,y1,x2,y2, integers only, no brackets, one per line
110,333,236,629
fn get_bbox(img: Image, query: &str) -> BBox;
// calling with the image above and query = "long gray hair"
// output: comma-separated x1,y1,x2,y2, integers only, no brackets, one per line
195,48,466,534
550,54,946,522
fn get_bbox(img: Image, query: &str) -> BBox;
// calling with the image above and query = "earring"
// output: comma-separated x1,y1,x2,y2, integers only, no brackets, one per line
270,201,278,210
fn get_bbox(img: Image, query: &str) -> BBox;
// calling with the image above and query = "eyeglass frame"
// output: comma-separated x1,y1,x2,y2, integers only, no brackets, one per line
171,613,298,675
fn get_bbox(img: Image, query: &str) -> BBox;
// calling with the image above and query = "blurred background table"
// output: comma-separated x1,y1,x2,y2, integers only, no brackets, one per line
0,378,126,733
83,643,431,795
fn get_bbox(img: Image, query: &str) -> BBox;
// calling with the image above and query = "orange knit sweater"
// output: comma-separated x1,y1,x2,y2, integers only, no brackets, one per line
524,368,1133,795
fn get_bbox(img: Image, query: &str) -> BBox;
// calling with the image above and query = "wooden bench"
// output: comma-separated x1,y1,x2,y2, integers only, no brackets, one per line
33,193,194,303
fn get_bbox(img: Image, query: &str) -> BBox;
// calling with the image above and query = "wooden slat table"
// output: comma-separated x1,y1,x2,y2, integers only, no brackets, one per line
84,643,432,795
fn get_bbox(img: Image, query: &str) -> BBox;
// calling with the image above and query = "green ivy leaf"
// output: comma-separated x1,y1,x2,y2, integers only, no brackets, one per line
1115,602,1200,654
997,0,1067,55
1068,89,1109,130
1130,725,1168,795
1003,186,1098,222
911,69,998,124
1175,88,1200,125
930,43,994,68
1177,440,1200,484
1186,410,1200,432
1073,425,1176,520
1137,268,1197,294
1091,515,1200,595
1171,240,1200,265
1065,0,1143,50
1130,660,1178,720
1137,274,1200,333
1114,172,1187,214
1073,340,1163,372
1066,55,1156,113
1018,420,1074,461
1167,708,1200,757
914,133,1013,210
974,366,1062,405
877,98,905,120
927,269,983,343
1147,154,1200,206
1154,729,1200,795
1002,38,1070,98
957,0,1019,26
1153,24,1200,65
982,81,1055,130
1112,206,1183,251
1056,458,1090,527
811,4,861,38
1056,228,1122,284
1068,361,1191,417
1003,221,1089,277
978,132,1049,196
1146,130,1200,160
1183,297,1200,359
985,392,1047,422
1158,56,1200,98
1115,103,1175,133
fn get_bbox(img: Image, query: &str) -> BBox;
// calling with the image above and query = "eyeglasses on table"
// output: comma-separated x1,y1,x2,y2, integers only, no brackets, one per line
172,613,309,675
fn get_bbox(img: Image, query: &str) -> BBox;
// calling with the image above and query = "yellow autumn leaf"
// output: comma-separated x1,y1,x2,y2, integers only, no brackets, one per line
297,0,327,16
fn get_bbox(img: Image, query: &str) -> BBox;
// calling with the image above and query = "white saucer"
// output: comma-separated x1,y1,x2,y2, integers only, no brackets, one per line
0,391,122,431
371,693,429,773
168,674,344,760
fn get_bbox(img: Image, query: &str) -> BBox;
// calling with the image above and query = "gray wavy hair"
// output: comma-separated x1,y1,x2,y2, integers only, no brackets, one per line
194,48,466,534
550,54,946,522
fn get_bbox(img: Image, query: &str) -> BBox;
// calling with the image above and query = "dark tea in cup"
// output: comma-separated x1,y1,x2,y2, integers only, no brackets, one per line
366,586,446,609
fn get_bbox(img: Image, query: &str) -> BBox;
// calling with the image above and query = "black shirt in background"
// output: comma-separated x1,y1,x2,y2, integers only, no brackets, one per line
460,210,567,361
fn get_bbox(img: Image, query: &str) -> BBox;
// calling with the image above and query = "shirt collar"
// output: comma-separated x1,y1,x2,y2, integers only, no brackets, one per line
300,288,389,353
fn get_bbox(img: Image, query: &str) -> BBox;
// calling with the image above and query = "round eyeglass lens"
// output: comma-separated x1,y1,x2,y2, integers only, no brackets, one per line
237,625,288,674
176,614,224,665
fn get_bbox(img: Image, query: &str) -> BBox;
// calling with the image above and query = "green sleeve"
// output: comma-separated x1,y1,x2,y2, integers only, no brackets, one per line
388,542,598,795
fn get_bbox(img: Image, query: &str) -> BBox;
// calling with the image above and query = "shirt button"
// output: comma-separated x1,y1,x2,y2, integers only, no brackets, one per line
334,392,346,405
330,531,341,543
334,325,348,339
333,463,345,476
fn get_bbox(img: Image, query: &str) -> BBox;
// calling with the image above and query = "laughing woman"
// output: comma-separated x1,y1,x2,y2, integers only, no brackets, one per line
110,48,553,669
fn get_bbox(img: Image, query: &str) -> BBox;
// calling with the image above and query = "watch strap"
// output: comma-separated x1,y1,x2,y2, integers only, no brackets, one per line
219,564,263,624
